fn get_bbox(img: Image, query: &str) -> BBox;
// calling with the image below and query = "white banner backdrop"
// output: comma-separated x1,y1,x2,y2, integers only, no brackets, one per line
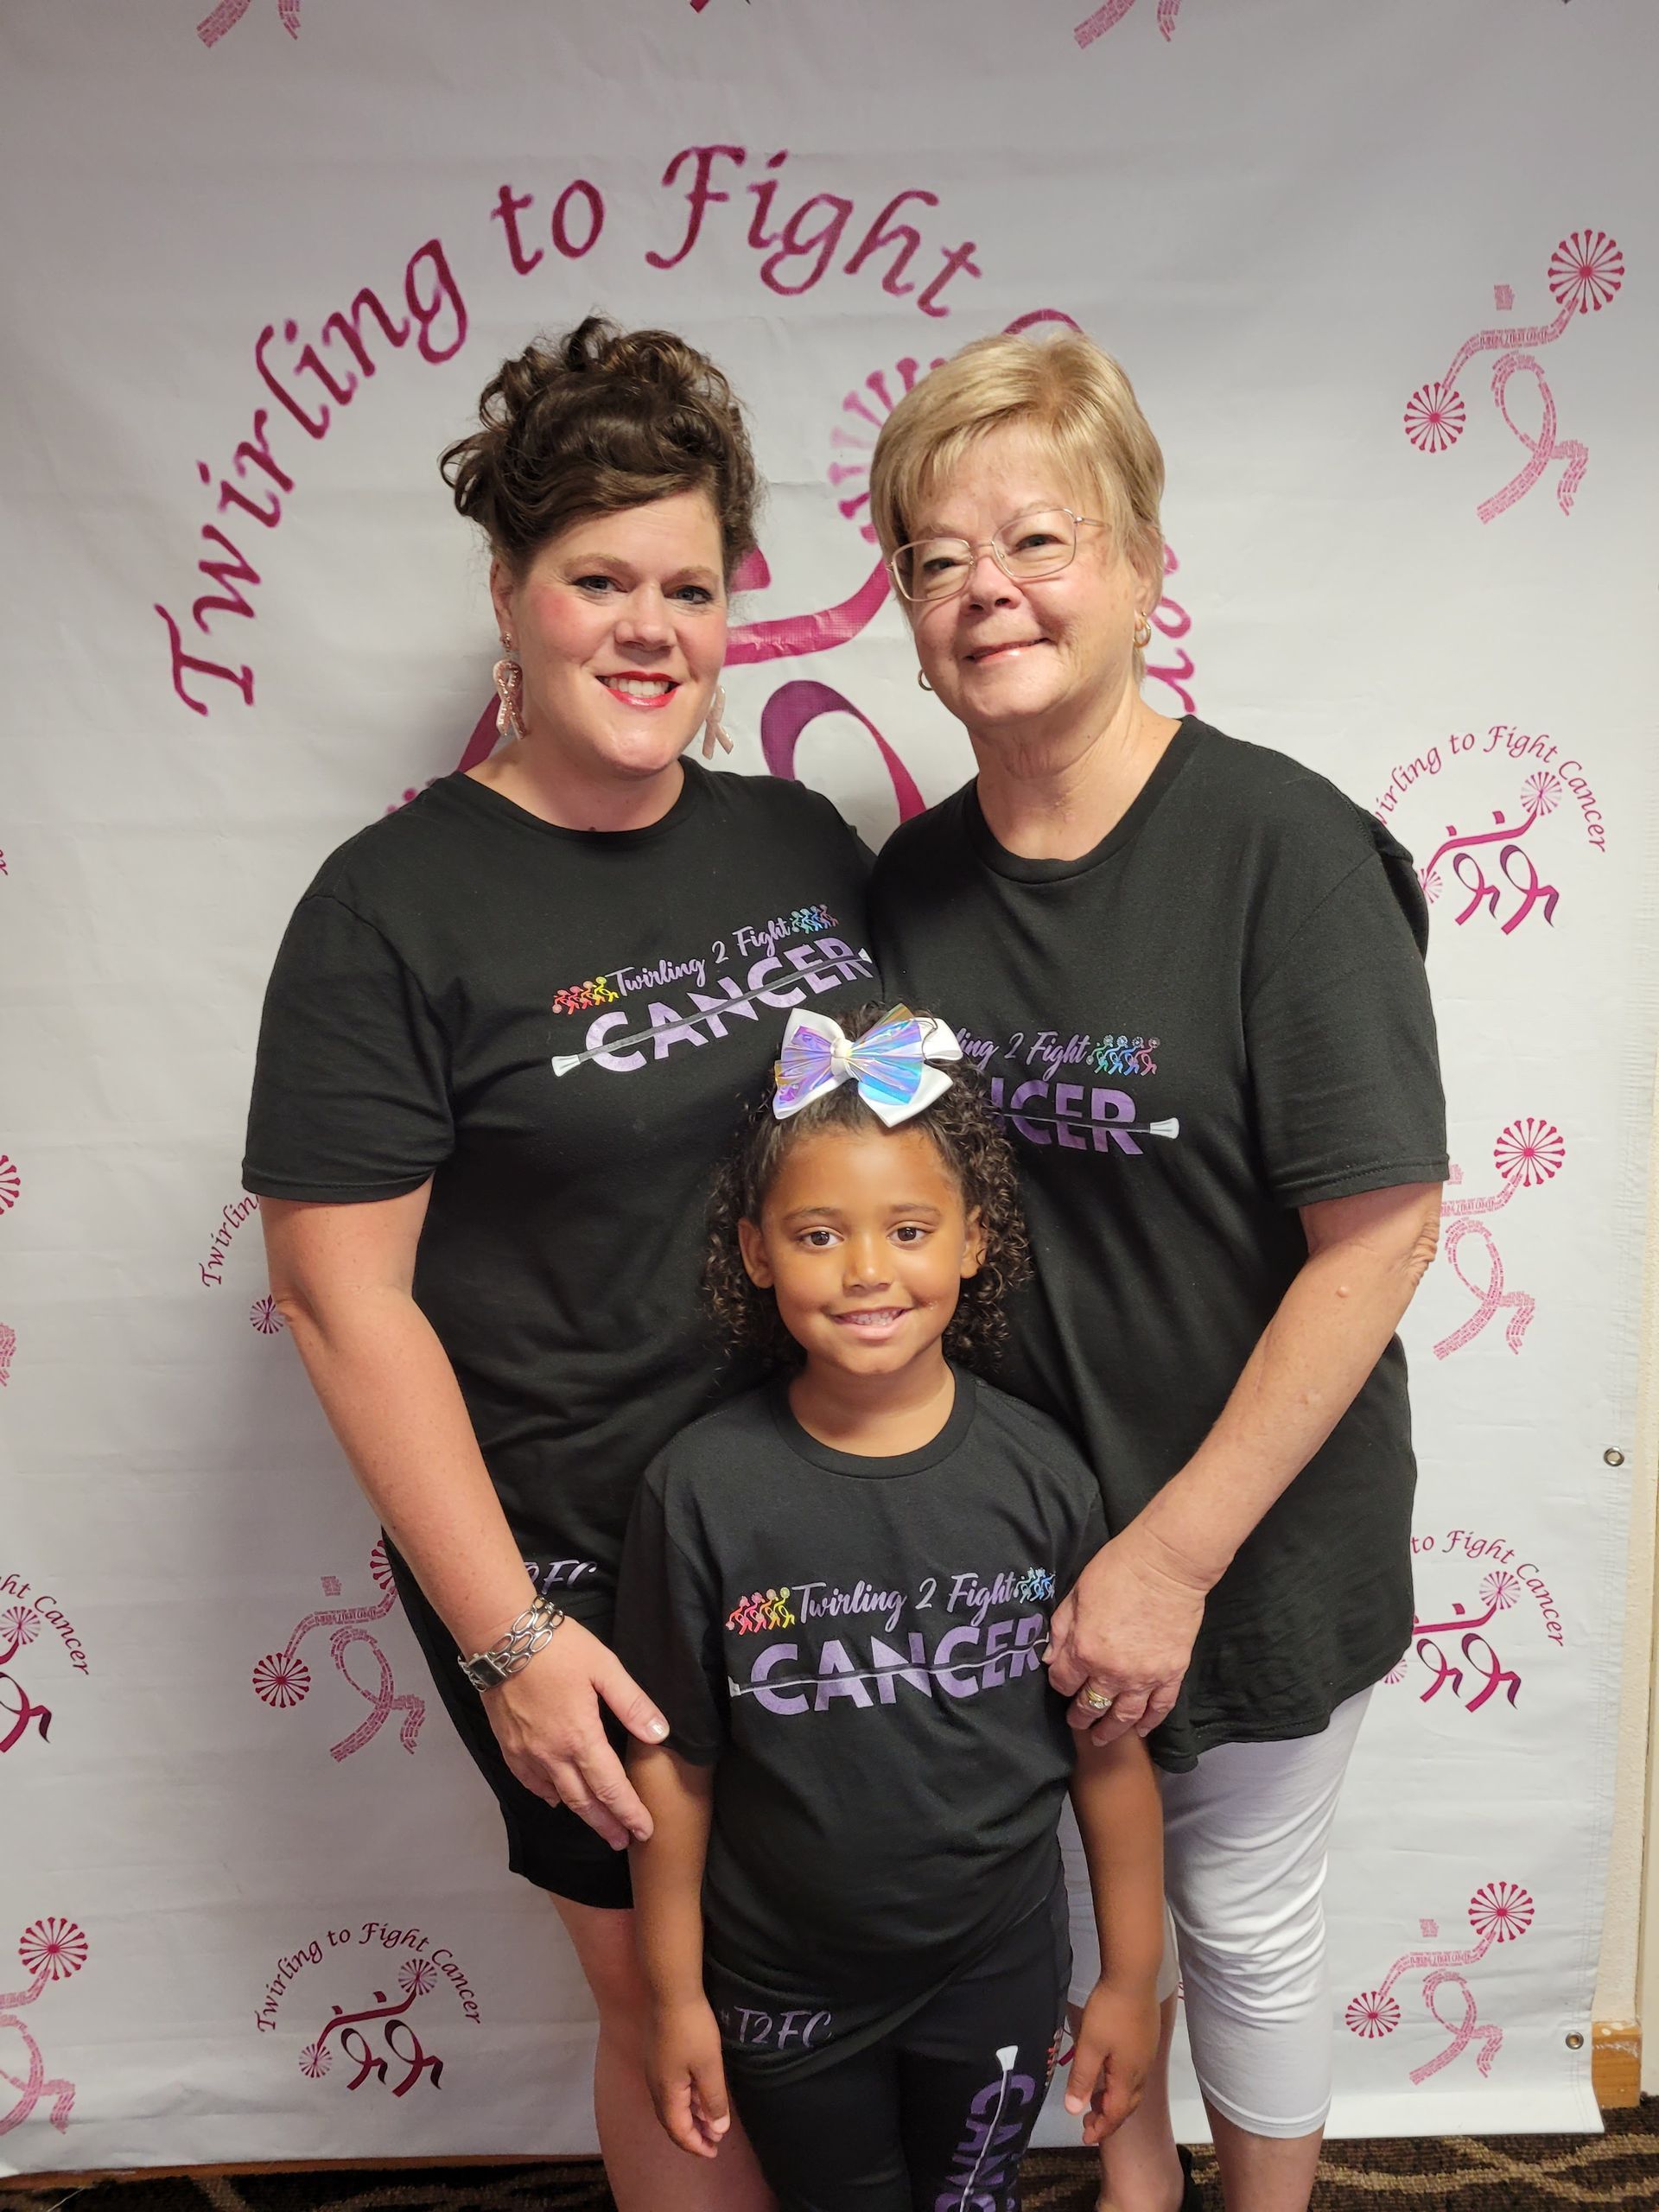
2,0,1655,2170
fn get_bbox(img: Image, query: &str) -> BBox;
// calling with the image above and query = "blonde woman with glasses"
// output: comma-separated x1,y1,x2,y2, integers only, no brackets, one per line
866,330,1446,2212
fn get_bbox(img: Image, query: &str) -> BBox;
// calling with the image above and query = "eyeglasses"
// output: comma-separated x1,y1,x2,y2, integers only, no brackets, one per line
887,507,1103,604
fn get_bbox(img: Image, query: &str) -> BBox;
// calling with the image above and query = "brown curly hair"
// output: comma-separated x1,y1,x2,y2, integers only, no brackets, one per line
704,1005,1030,1374
439,314,760,578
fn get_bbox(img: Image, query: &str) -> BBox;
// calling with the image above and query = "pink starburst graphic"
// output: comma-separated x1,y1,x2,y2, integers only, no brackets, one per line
1493,1118,1565,1189
1469,1881,1534,1943
1548,230,1624,316
1404,381,1467,454
252,1652,312,1708
1522,769,1563,816
0,1157,20,1215
2,1606,41,1650
1494,283,1515,311
399,1956,438,1999
828,356,947,543
0,1320,14,1386
1480,1569,1523,1614
369,1538,397,1595
1382,1657,1408,1685
298,2038,332,2080
1345,1991,1400,2038
251,1294,286,1336
18,1918,89,1982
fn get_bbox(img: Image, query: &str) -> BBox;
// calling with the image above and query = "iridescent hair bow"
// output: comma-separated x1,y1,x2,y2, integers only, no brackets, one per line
772,1004,963,1128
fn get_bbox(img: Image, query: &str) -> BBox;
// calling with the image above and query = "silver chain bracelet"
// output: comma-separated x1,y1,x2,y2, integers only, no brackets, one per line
457,1594,565,1693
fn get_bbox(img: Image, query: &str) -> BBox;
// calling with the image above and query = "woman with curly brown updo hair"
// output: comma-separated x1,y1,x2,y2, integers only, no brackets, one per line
614,1004,1167,2212
243,317,876,2208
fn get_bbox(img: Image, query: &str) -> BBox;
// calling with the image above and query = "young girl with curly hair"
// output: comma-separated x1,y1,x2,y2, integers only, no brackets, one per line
615,1003,1171,2212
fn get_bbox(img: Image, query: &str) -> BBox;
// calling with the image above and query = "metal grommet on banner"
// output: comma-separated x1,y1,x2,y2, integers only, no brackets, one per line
1604,1447,1625,1466
1566,2031,1586,2050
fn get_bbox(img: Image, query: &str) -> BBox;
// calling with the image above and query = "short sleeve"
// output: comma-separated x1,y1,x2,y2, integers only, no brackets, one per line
1246,851,1448,1207
242,893,454,1201
614,1469,728,1765
1051,1444,1109,1586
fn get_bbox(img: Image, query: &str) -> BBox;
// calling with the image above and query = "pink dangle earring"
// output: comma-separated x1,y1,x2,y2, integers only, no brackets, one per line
700,682,733,760
492,645,525,742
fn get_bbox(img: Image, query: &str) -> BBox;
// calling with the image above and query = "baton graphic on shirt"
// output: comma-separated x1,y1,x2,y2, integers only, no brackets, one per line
728,1647,1040,1700
995,1111,1181,1141
550,951,874,1077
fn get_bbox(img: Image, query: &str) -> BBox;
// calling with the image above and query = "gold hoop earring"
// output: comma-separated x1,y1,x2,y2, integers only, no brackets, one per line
492,650,525,741
1133,613,1153,651
917,670,933,693
700,682,733,760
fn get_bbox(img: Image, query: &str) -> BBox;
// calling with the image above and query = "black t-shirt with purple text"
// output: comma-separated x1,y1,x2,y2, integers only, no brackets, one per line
614,1367,1107,2046
242,761,877,1611
868,719,1448,1768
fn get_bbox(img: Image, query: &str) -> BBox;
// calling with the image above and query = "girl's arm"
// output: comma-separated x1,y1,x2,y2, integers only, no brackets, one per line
628,1743,731,2159
262,1192,669,1845
1063,1731,1166,2145
1048,1179,1442,1737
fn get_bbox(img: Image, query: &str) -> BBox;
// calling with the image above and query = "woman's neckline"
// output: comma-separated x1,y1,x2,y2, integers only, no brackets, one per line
445,753,709,845
964,716,1202,883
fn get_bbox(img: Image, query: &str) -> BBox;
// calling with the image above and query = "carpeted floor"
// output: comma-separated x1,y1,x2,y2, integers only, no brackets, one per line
5,2107,1659,2212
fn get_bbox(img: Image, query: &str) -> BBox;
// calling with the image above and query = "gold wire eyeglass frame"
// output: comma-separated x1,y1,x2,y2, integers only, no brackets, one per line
887,508,1104,604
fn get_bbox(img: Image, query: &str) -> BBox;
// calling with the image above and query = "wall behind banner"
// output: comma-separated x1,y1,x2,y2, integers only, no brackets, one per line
2,0,1656,2171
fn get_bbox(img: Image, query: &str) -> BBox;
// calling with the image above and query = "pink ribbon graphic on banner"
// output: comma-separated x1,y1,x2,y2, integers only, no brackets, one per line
1404,1567,1529,1714
0,1921,87,2137
252,1541,424,1761
1413,1630,1522,1714
0,1610,50,1755
1433,1221,1535,1359
1477,354,1588,524
300,1957,443,2095
1411,1972,1505,2083
1403,230,1623,522
1419,770,1562,931
1432,1123,1562,1361
1075,0,1183,49
198,0,300,44
1346,1885,1531,2084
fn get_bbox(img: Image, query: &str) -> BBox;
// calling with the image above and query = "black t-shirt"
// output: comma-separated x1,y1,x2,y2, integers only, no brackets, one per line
242,762,877,1608
614,1370,1107,2009
868,720,1447,1768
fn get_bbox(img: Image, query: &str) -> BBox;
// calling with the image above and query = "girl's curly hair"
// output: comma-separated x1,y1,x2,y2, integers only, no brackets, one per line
704,1005,1031,1373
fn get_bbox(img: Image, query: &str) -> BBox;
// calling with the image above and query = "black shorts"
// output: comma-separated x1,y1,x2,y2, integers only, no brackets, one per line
719,1880,1070,2212
385,1541,632,1910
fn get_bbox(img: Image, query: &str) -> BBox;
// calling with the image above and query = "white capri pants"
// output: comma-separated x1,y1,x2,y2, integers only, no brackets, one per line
1064,1689,1370,2139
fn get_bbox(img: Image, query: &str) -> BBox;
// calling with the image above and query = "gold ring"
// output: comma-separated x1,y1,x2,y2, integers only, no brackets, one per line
1079,1685,1114,1713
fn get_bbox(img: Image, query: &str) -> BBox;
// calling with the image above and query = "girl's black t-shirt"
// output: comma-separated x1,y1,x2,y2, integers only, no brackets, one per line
614,1369,1107,2023
242,762,877,1606
868,720,1449,1769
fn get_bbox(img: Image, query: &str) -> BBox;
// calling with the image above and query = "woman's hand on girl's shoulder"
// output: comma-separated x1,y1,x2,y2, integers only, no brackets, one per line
645,1996,732,2159
1064,1974,1160,2146
480,1616,670,1848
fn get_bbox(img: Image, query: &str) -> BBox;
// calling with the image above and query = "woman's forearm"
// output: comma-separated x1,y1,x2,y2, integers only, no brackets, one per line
274,1275,536,1657
629,1746,715,2006
1136,1182,1442,1592
1070,1735,1165,1989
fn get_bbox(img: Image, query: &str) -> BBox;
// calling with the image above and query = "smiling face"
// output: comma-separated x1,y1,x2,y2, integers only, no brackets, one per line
737,1124,984,1382
906,426,1154,750
490,488,728,787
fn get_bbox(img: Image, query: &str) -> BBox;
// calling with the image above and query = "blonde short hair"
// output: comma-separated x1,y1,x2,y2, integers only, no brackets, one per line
869,329,1166,615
